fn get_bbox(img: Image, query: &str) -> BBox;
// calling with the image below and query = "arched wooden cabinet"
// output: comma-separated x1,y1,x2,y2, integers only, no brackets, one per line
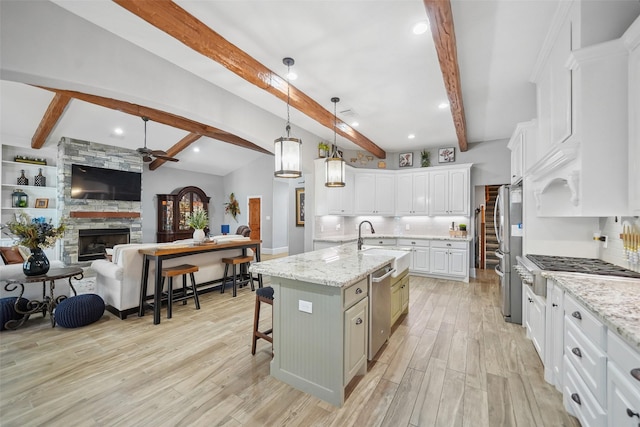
156,186,210,243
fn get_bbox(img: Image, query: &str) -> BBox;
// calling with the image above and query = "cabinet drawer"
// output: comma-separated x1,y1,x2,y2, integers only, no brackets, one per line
564,318,607,406
608,330,640,392
608,360,640,427
430,240,467,250
563,355,607,427
564,293,606,348
343,278,368,310
397,238,429,247
363,238,396,246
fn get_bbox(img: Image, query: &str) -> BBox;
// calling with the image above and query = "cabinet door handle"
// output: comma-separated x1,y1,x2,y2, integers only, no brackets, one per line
528,298,533,303
631,368,640,382
571,393,581,405
571,311,582,320
571,347,582,358
552,303,558,307
355,318,363,325
627,408,640,418
355,288,363,294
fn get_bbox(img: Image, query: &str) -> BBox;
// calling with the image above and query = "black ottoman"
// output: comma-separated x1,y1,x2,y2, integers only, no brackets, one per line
55,294,105,328
0,297,28,331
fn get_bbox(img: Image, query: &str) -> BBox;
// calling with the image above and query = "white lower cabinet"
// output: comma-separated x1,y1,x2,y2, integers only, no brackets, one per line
607,330,640,427
524,285,546,361
397,239,429,274
545,279,564,391
563,354,608,427
429,241,468,280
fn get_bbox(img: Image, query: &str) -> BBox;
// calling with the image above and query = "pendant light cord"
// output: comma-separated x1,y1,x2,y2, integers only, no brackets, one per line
331,97,340,157
286,61,291,138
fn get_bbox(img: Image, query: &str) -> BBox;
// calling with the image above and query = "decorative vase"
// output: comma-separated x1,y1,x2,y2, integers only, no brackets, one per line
23,248,50,276
193,229,206,244
17,170,28,186
34,168,46,187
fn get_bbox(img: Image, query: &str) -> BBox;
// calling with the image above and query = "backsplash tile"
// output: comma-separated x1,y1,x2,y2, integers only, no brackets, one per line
600,216,640,272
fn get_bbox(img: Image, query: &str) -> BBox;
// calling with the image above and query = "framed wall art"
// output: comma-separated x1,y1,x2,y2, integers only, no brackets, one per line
35,198,49,208
438,147,455,163
295,188,305,226
399,152,413,167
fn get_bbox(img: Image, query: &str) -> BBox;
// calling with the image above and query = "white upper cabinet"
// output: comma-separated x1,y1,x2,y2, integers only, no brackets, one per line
354,172,395,215
529,2,640,217
510,120,537,183
626,17,640,215
395,171,429,215
429,165,470,216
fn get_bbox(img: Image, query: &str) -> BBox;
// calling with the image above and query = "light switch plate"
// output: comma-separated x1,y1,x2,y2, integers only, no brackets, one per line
299,300,312,314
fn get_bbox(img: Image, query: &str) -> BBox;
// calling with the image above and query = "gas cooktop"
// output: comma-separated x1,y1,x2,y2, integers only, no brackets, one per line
525,254,640,279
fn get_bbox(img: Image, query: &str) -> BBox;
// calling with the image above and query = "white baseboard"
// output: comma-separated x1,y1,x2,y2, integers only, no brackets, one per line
262,246,288,255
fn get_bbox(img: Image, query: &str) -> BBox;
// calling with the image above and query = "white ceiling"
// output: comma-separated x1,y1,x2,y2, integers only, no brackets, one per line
0,0,559,176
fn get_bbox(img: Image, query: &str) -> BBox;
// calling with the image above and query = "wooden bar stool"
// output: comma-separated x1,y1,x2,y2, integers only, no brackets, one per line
161,264,200,319
252,286,274,355
221,256,254,297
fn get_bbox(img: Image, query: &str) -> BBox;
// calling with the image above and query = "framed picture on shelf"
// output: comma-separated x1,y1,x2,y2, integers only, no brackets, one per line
399,152,413,167
438,147,455,163
295,188,305,227
35,198,49,208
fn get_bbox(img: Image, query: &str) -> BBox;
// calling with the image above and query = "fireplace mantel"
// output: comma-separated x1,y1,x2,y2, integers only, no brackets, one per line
70,211,141,219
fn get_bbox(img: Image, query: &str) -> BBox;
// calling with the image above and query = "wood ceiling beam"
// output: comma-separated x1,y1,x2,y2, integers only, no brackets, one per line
112,0,387,160
423,0,468,152
149,132,201,170
31,93,71,149
37,86,272,156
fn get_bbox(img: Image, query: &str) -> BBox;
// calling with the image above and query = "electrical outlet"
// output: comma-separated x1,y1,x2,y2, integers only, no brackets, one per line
602,235,608,249
336,224,341,230
320,225,324,232
405,224,410,230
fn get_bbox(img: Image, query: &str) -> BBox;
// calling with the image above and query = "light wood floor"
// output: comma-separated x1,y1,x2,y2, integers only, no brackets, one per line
0,270,580,426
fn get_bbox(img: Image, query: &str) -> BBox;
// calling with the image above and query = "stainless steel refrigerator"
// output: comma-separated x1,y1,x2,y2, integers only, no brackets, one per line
494,184,523,324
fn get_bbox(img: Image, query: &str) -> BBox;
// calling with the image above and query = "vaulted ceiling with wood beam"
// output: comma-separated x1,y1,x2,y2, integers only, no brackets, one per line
0,0,559,176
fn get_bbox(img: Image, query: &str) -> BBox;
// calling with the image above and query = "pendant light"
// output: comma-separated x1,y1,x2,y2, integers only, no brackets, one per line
274,57,302,178
325,97,346,187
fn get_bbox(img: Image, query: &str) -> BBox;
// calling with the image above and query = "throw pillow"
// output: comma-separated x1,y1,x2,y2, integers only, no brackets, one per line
0,247,25,265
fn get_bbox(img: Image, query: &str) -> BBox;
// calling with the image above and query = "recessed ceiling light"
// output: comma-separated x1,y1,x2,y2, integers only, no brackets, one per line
438,102,449,109
351,121,359,127
413,21,429,35
193,147,200,153
408,134,416,139
113,127,124,135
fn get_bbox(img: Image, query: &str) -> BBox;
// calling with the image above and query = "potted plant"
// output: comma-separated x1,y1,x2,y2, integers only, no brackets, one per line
420,149,431,167
4,212,65,276
459,224,467,231
186,208,209,243
318,142,330,158
224,193,241,222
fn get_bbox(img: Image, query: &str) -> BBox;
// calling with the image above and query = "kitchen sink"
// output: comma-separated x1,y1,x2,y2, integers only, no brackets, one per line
361,247,410,278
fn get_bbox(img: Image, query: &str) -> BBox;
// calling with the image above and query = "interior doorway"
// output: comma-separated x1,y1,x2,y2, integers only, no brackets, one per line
248,196,261,241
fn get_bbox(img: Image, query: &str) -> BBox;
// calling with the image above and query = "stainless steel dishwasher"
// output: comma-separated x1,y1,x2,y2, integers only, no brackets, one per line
368,264,394,359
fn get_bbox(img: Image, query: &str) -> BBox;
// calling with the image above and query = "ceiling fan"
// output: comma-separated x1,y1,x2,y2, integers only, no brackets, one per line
136,117,179,163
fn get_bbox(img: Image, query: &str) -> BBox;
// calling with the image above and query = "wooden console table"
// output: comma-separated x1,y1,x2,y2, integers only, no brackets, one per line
138,239,262,324
3,267,84,329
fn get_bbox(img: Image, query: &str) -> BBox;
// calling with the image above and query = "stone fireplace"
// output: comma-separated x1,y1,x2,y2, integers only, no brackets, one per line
78,228,130,262
58,138,143,265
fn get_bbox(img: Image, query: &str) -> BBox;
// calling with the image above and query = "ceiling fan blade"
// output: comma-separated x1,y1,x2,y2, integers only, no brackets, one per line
150,149,169,156
154,154,179,162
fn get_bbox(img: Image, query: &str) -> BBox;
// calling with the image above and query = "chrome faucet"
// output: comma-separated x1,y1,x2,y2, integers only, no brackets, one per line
357,220,375,251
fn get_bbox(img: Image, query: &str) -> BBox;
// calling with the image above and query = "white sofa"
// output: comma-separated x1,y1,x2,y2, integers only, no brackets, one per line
90,238,251,319
1,260,70,300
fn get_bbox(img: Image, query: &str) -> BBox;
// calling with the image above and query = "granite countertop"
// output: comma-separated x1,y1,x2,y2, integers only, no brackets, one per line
249,245,403,288
314,233,472,243
542,271,640,350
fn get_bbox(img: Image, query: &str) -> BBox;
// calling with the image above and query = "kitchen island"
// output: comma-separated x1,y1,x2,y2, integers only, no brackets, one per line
249,244,401,407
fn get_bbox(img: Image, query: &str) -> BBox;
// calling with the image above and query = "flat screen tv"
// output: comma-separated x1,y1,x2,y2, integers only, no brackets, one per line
71,164,142,201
